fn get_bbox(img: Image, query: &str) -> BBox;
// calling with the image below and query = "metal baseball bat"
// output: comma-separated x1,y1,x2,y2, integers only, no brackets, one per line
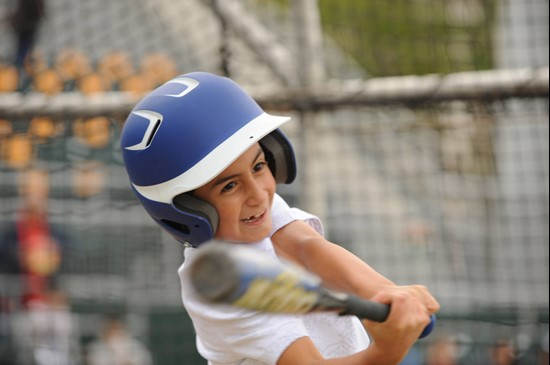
189,240,435,338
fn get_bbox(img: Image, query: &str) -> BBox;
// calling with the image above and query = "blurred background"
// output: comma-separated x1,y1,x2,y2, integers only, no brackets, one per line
0,0,548,364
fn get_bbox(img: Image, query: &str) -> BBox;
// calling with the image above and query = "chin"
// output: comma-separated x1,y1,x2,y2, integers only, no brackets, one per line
215,230,269,244
240,225,274,243
243,229,272,243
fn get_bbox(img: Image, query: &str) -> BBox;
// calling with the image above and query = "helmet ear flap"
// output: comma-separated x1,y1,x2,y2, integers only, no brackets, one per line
171,193,219,247
260,130,296,184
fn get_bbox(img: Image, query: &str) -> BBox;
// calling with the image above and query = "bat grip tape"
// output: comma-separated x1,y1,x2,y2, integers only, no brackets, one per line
339,294,390,322
340,295,436,339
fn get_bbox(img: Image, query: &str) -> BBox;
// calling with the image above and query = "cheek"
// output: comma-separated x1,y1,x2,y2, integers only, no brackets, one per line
216,202,234,222
213,202,240,237
263,172,277,195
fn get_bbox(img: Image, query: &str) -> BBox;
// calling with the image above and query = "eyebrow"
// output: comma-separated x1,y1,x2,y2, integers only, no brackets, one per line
210,147,264,189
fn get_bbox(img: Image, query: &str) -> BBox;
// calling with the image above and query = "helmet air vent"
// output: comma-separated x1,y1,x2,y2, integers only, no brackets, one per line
124,110,164,151
161,219,190,236
145,118,161,148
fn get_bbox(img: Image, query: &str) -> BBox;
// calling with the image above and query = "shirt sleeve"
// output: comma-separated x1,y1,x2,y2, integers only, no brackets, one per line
269,193,324,237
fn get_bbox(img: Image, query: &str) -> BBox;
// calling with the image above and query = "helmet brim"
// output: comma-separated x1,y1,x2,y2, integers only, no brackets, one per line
132,112,291,203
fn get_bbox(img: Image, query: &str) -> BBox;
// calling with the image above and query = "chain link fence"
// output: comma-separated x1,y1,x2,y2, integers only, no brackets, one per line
1,0,548,364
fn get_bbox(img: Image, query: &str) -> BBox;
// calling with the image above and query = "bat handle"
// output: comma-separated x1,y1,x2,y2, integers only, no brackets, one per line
341,295,436,339
420,314,436,339
342,294,390,322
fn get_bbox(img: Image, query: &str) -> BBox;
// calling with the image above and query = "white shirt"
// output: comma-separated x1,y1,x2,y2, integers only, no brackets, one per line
178,194,370,364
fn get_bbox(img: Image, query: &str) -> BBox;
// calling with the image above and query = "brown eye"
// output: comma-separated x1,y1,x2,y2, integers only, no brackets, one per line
221,181,237,193
253,161,267,173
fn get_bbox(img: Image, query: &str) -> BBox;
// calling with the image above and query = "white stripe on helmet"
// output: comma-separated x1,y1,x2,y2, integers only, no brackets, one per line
132,112,290,203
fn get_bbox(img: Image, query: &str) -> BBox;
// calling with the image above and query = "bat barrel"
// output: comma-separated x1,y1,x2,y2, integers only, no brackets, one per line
189,243,241,302
189,241,322,312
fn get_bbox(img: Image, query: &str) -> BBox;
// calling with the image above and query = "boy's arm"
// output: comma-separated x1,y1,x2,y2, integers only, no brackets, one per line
271,219,394,298
271,220,439,313
272,220,439,363
277,286,431,365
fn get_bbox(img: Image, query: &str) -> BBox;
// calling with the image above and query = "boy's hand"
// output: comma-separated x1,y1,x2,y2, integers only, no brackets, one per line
365,284,439,314
361,287,435,364
389,284,440,314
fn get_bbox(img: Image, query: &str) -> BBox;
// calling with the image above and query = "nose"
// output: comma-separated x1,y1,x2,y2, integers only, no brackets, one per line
245,178,265,205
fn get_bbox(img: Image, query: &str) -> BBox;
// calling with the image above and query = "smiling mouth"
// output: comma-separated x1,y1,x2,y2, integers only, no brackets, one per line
241,210,266,223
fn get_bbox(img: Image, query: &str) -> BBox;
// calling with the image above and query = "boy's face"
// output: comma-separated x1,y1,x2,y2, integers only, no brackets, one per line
194,143,276,243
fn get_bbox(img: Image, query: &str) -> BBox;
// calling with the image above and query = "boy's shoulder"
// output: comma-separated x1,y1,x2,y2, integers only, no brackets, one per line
270,194,324,237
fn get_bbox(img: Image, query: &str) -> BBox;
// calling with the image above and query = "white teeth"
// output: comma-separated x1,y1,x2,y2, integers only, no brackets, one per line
242,211,263,222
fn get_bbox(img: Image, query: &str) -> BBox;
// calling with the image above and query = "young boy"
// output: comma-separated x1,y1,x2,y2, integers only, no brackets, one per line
121,71,439,364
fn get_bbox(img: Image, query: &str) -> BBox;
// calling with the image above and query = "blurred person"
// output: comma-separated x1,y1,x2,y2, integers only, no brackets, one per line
541,331,549,365
489,338,518,365
425,336,459,365
0,297,17,365
86,316,153,365
0,168,67,307
8,0,46,91
11,289,81,365
1,168,74,364
399,345,422,365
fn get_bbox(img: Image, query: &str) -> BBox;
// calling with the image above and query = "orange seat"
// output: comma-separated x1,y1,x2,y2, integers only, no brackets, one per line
28,116,59,140
0,64,19,92
73,116,111,148
2,133,33,168
0,119,13,138
120,73,155,96
33,68,64,95
77,72,108,95
98,51,134,89
55,48,92,85
141,53,178,86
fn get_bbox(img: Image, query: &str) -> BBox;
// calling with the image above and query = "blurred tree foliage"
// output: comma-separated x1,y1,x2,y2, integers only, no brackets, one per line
259,0,496,77
318,0,496,76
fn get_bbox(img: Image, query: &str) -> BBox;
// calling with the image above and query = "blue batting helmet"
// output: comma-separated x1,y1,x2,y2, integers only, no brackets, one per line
120,72,296,247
